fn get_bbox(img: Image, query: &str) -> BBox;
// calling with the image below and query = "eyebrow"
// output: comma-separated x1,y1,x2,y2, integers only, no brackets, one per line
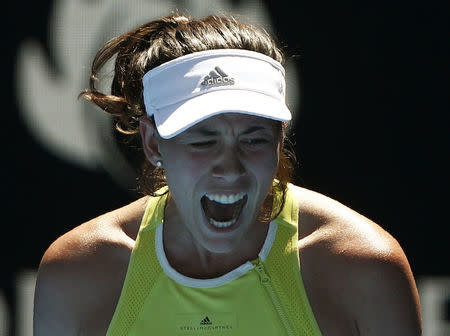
188,128,220,136
189,126,268,136
241,126,267,135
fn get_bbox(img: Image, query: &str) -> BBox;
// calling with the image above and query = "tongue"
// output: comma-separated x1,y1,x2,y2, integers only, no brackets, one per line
201,196,246,222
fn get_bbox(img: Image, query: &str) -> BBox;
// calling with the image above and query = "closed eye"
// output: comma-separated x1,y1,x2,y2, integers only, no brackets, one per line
241,138,269,145
189,140,217,148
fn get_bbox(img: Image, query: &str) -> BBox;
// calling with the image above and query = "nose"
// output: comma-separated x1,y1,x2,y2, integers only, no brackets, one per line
212,145,246,182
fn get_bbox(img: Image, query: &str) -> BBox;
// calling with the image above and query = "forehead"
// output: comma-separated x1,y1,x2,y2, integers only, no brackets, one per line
183,113,279,134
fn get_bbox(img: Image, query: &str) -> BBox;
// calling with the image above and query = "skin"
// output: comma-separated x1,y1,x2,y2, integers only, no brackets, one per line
33,114,422,335
143,114,280,277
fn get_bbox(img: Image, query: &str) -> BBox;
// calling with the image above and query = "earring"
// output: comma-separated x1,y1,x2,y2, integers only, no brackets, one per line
156,160,163,168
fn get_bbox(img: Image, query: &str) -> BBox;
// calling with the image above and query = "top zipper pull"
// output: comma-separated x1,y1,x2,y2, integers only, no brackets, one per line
254,259,271,284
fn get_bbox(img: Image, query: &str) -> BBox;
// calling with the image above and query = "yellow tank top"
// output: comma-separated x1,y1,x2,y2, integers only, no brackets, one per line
106,183,322,335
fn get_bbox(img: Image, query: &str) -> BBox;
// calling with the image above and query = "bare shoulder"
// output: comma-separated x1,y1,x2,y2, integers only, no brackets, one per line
33,197,148,336
291,185,422,335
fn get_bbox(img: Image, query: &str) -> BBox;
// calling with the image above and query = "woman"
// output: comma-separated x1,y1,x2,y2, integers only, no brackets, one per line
33,14,422,335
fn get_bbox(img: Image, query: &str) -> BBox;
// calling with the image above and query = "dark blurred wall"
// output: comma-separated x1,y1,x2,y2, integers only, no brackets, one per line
3,1,449,335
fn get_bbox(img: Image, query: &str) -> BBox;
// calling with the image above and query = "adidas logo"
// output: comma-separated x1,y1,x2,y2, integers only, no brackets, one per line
200,316,212,325
200,66,235,87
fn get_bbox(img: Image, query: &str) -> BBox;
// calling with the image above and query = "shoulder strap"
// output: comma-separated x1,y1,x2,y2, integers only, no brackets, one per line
272,182,298,232
106,192,166,335
267,183,323,336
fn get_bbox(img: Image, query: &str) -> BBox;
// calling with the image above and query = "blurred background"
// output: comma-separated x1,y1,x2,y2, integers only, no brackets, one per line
3,0,449,335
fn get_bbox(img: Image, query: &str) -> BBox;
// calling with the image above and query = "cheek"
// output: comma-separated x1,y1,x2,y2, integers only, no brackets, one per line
246,148,279,177
164,150,208,187
183,152,211,171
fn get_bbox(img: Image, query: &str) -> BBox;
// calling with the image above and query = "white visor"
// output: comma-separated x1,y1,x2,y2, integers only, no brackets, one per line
142,49,291,139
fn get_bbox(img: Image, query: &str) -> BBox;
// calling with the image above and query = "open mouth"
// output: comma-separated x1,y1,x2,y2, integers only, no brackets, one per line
201,192,248,229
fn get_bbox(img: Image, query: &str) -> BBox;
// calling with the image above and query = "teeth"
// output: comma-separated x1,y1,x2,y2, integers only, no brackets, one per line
209,218,236,228
205,192,246,204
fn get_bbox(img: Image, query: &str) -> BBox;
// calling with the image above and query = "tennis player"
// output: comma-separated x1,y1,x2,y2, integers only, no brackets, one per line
33,14,422,335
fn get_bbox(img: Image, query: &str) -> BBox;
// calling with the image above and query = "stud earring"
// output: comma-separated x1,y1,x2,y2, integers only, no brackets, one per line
156,160,163,168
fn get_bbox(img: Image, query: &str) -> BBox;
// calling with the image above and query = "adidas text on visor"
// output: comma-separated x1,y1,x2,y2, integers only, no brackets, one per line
142,49,291,139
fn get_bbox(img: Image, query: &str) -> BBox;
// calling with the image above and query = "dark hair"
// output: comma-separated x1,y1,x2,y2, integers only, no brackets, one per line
80,13,297,221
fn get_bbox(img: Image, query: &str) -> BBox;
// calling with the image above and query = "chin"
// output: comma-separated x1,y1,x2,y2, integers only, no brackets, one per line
204,242,236,254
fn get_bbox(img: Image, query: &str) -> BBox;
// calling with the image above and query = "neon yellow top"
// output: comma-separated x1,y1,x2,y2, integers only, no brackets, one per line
106,183,322,335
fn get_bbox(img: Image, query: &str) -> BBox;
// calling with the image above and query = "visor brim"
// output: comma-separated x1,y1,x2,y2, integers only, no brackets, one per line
154,90,291,139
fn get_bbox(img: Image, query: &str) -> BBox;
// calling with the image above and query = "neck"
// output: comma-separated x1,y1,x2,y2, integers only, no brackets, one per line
162,198,269,279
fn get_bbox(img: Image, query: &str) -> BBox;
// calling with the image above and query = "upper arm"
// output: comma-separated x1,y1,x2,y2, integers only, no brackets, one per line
295,186,422,335
353,253,421,335
33,241,82,336
33,219,132,336
341,239,422,335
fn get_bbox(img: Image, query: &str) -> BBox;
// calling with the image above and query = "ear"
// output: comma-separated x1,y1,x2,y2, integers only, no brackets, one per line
139,117,162,167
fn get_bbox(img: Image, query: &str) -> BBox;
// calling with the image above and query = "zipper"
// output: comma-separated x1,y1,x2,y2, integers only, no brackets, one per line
253,258,296,336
